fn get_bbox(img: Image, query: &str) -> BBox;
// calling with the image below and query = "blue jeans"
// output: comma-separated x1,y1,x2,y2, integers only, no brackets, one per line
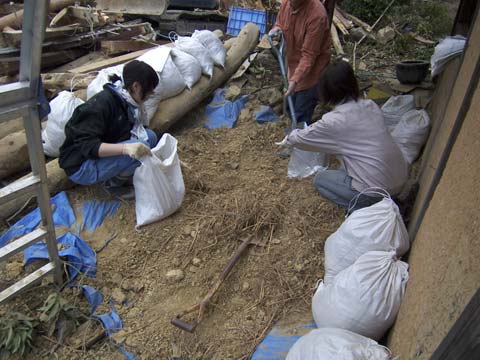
69,129,157,186
314,169,381,211
291,83,319,125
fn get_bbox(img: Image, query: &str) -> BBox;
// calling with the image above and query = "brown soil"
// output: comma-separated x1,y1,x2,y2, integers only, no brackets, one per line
1,69,343,359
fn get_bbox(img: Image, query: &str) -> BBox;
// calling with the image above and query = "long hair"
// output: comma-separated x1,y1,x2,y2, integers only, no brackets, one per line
318,61,360,106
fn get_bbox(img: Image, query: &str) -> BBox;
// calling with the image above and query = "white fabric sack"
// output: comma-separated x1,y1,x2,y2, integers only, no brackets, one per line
288,148,328,178
42,91,84,157
175,36,214,77
192,30,226,67
134,133,185,228
431,35,466,77
286,328,391,360
381,95,415,132
170,48,202,89
391,109,430,164
138,46,186,124
313,251,409,340
86,64,124,100
324,197,409,284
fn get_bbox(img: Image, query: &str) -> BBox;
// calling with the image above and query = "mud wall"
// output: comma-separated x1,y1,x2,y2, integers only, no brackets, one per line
387,8,480,359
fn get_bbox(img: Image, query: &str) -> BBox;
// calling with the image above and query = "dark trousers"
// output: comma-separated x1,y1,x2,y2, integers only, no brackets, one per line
290,83,320,125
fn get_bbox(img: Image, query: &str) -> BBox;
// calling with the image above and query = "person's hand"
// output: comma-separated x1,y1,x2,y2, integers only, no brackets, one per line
268,27,281,39
284,81,297,97
122,143,152,160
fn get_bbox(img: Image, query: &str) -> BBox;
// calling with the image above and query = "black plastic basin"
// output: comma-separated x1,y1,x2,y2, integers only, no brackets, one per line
396,60,429,84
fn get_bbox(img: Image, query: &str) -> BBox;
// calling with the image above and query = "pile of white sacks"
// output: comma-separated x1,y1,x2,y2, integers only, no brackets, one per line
42,30,226,157
287,192,410,359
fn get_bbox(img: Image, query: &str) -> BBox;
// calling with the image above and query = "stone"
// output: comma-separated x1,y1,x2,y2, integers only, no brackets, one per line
358,61,368,70
294,263,304,272
192,257,201,266
5,261,23,279
111,273,122,285
239,108,251,122
183,225,192,235
349,27,376,43
188,266,197,273
225,85,241,100
111,288,127,304
120,237,128,244
121,279,144,292
166,269,184,283
111,330,127,344
242,282,250,291
172,258,181,266
271,238,281,244
229,162,239,170
377,26,396,44
258,87,283,107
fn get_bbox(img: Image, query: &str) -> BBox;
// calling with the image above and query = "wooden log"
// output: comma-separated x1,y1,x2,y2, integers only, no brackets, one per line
0,117,23,140
339,7,373,33
0,159,74,221
330,25,344,55
149,22,260,133
333,8,353,29
0,0,79,30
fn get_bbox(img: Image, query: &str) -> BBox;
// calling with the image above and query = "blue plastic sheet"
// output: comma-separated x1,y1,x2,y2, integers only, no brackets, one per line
204,88,248,129
251,322,316,359
0,191,75,248
81,200,121,232
255,105,280,124
24,232,96,281
82,285,103,315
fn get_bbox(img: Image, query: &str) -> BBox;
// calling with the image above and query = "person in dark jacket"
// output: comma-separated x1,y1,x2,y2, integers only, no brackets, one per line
59,60,159,197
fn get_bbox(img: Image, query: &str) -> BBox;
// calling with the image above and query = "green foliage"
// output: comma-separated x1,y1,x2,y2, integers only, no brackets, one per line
341,0,410,24
38,293,80,337
0,312,37,357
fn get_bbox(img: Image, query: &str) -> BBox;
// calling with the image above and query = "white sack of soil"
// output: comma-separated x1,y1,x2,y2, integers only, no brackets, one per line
134,133,185,228
391,109,430,164
286,328,392,360
86,64,124,100
138,46,186,124
42,91,84,158
170,48,202,89
431,35,466,77
175,36,214,77
192,30,226,67
381,95,415,132
324,197,409,284
312,251,409,341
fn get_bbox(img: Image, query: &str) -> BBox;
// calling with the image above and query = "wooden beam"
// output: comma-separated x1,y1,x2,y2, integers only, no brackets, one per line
68,48,154,73
330,24,345,55
41,72,97,90
100,40,159,56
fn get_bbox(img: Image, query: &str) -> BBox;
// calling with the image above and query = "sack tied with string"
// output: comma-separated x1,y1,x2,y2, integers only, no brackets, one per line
312,250,409,341
324,191,409,284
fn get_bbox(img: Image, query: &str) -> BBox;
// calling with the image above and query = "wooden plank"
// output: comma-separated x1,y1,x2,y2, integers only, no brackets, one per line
333,14,349,35
41,72,97,90
334,8,353,29
330,24,345,55
430,289,480,360
3,25,85,47
68,48,154,73
49,52,107,73
100,40,159,56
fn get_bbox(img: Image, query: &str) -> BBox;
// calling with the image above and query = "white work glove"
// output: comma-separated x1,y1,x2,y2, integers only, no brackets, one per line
122,142,152,160
268,27,281,38
275,135,291,147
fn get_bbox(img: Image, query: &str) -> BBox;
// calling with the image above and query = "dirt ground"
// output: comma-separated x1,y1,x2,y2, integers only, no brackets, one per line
1,59,344,359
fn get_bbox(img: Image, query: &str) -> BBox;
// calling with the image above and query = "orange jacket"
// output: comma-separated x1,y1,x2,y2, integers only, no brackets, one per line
275,0,331,91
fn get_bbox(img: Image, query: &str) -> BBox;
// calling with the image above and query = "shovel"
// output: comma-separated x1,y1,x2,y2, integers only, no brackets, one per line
171,235,266,332
268,32,298,130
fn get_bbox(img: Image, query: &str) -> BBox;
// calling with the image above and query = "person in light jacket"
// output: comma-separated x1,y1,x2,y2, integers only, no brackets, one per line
279,61,408,210
59,60,159,198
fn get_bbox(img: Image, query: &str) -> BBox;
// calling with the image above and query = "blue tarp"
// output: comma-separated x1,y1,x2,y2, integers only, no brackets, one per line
204,88,248,129
255,106,279,124
81,200,121,232
24,232,96,281
81,286,136,360
251,322,316,359
0,191,76,248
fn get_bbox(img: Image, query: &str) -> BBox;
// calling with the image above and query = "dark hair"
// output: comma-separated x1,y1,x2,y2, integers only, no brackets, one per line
108,60,159,100
318,61,359,106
